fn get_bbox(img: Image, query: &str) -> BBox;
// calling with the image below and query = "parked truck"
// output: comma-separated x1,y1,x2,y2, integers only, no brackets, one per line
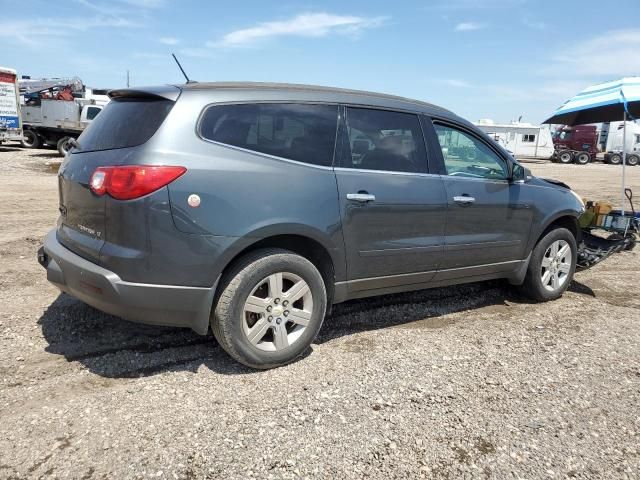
19,77,109,156
601,121,640,166
551,123,640,166
0,67,23,145
551,124,599,165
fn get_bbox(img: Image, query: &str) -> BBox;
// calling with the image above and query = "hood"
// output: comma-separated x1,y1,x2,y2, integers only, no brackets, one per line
538,177,571,190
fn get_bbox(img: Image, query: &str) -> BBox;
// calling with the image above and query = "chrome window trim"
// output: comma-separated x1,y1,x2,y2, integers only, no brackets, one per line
197,137,336,171
333,166,441,178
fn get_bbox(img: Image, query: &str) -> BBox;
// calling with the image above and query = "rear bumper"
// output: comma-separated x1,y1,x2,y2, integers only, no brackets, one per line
39,230,215,335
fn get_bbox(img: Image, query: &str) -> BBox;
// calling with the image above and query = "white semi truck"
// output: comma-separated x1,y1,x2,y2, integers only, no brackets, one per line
601,121,640,165
20,77,109,156
0,67,23,145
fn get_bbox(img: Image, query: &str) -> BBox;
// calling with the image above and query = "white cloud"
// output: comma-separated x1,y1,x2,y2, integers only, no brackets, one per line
425,0,525,11
522,17,546,30
0,16,137,46
442,79,472,88
159,36,179,45
117,0,165,7
546,29,640,78
454,22,486,32
211,12,387,47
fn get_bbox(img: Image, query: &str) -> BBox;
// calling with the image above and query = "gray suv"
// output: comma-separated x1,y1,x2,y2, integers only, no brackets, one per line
39,82,585,369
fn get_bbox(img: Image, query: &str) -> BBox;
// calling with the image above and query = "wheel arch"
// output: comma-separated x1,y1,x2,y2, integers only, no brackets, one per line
212,226,344,308
511,213,580,287
531,213,581,252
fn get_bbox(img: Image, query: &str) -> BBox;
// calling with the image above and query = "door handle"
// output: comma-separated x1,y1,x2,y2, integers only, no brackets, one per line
347,193,376,203
453,195,476,204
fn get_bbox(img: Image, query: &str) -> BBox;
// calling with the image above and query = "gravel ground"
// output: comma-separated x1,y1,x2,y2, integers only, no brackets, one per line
0,145,639,479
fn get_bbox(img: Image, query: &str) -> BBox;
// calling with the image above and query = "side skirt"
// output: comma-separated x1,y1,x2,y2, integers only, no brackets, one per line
332,259,528,304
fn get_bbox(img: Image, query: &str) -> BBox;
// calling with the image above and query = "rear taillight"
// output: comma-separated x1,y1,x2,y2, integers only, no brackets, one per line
89,165,186,200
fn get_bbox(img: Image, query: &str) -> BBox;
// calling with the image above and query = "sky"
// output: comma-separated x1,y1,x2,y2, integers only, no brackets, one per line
2,0,640,124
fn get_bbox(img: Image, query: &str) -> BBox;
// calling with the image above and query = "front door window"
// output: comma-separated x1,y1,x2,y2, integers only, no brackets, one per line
433,124,508,180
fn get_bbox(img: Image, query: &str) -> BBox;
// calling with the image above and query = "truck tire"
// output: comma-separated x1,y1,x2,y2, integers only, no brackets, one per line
627,154,639,166
557,150,573,164
21,130,40,149
608,153,622,165
57,137,72,156
575,152,591,165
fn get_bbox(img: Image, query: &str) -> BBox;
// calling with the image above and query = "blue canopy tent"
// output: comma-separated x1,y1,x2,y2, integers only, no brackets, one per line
543,77,640,214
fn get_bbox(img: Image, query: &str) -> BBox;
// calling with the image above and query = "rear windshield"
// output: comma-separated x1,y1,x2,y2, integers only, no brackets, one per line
74,97,174,152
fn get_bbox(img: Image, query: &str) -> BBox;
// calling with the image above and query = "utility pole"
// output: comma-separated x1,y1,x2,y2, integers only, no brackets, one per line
126,70,130,88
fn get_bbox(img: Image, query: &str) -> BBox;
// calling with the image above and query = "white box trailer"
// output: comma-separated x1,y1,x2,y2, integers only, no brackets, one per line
0,67,22,144
474,120,554,159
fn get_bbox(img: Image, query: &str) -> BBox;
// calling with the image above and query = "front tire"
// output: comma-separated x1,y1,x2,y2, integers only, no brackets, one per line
627,154,639,166
519,228,577,301
212,249,327,369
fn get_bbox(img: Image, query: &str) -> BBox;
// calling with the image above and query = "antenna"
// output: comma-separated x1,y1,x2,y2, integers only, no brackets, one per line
172,53,195,84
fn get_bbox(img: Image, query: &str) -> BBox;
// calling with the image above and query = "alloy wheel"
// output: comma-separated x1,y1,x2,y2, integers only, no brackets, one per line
242,272,313,352
540,240,572,291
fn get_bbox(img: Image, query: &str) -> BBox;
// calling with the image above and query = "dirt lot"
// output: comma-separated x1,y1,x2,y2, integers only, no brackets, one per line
1,146,639,479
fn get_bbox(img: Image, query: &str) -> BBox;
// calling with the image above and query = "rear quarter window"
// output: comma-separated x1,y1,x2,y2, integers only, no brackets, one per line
75,97,174,152
199,103,338,167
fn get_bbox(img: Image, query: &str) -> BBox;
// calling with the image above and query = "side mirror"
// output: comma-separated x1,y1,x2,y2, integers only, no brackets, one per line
511,163,532,183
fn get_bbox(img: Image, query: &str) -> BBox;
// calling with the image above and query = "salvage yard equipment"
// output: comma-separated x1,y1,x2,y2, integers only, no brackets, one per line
20,77,109,156
576,189,638,269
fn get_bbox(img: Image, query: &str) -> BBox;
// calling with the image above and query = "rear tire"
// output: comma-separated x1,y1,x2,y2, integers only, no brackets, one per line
608,153,622,165
519,228,577,302
575,152,591,165
21,130,40,149
57,137,72,156
627,154,639,166
558,150,573,164
212,249,327,369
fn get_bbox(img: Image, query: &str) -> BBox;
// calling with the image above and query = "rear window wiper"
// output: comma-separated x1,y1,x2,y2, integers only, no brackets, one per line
68,138,81,151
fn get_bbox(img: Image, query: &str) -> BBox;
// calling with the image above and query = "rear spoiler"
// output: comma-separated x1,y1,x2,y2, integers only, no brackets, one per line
108,85,181,102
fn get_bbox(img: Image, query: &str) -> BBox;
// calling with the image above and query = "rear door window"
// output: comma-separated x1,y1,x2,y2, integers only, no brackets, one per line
200,103,338,167
76,97,174,152
342,107,427,173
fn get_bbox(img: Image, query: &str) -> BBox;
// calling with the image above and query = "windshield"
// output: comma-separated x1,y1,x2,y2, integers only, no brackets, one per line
74,97,174,152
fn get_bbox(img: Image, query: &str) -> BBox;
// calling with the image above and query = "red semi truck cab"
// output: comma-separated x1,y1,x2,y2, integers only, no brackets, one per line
552,125,598,154
551,125,598,164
